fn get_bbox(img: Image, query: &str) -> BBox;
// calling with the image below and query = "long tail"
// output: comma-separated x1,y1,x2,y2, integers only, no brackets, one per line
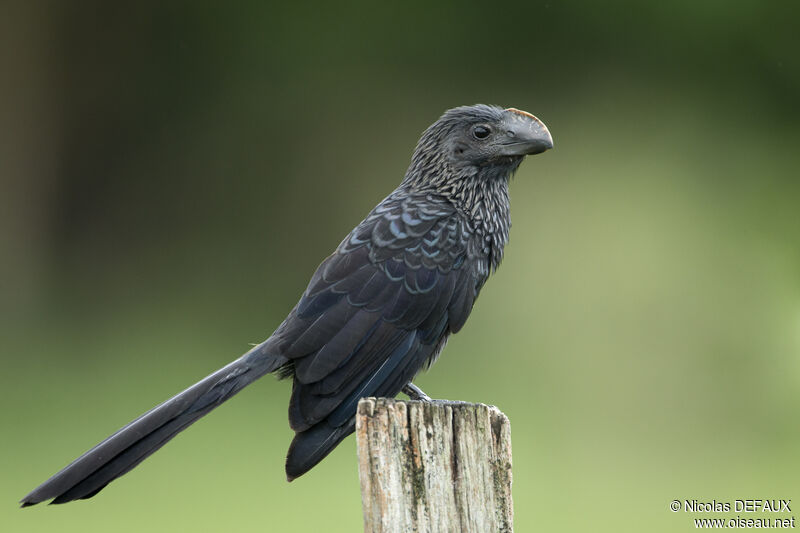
20,347,284,506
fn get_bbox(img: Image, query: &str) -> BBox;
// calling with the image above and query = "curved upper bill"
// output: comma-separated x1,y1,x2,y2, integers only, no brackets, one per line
501,107,553,156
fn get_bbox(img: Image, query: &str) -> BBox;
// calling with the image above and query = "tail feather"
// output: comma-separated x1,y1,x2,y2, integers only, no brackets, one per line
51,410,205,504
284,420,356,481
21,350,283,506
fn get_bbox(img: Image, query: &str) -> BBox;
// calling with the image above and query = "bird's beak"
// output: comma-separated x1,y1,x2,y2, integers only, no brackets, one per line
500,108,553,156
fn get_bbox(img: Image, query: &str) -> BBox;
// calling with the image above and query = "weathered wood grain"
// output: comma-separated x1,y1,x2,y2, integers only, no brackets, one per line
356,398,513,533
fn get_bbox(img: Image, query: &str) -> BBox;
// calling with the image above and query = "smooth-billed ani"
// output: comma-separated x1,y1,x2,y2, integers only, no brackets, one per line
21,104,552,506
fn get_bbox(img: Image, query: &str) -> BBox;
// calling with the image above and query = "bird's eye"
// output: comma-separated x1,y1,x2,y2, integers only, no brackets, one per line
472,125,491,140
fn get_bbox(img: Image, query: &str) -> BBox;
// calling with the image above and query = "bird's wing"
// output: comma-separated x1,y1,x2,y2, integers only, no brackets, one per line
264,192,480,433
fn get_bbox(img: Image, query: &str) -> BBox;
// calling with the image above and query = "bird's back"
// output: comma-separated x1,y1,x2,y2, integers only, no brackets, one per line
258,190,488,478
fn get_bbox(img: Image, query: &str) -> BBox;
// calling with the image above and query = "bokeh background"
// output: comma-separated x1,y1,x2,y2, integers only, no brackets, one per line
2,1,798,531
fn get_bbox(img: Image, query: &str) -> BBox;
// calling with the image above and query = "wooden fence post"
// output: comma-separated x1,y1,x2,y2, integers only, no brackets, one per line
356,398,513,533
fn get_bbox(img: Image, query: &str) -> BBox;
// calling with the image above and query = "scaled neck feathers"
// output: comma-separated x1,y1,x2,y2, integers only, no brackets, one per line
401,140,517,272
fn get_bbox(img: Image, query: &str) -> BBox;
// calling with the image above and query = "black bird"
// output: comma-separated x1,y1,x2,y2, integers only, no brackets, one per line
21,104,552,506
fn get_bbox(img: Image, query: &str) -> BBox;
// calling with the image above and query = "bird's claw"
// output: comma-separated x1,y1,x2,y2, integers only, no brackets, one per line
401,383,470,405
402,382,432,402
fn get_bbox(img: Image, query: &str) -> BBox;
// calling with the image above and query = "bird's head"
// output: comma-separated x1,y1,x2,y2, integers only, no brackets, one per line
405,104,553,185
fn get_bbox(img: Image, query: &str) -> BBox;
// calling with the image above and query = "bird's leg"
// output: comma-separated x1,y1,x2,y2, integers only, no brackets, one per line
402,382,432,402
402,382,471,405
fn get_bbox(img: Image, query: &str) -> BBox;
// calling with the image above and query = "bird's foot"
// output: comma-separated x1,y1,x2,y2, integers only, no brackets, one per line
402,382,432,402
401,383,471,405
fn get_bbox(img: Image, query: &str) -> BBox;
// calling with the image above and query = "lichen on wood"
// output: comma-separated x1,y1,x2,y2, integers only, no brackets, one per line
356,398,513,533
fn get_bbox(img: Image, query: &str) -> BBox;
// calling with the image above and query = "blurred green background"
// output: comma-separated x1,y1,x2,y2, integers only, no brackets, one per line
2,1,798,531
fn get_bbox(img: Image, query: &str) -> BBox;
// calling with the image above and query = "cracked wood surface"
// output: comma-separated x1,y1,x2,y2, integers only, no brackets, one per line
356,398,513,533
